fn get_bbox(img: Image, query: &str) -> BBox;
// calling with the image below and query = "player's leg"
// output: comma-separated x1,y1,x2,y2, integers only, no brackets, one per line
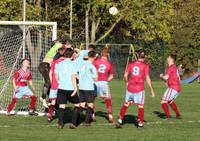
135,91,145,128
7,98,17,115
116,90,131,128
68,92,81,129
169,100,181,118
161,88,172,119
47,89,57,122
85,90,95,125
38,62,51,108
56,89,67,129
168,90,181,118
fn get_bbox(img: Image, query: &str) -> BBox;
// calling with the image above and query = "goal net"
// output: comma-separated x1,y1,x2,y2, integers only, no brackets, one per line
0,21,57,115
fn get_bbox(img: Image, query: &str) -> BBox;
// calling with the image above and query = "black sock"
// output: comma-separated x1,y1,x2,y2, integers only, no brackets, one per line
58,108,65,125
85,107,93,124
71,107,81,126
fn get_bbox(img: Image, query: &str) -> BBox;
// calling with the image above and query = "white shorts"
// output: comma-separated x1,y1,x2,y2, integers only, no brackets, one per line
162,88,179,101
95,81,111,98
49,89,57,100
125,90,145,105
13,86,34,99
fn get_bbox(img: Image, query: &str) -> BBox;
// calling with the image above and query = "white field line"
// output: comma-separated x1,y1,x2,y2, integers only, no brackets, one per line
0,120,200,128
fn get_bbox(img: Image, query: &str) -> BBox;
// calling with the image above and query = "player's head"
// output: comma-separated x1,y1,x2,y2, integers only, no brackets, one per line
62,39,72,49
88,51,97,62
58,47,66,57
101,48,109,58
136,49,145,60
87,45,95,51
21,58,30,68
63,48,74,59
167,54,176,64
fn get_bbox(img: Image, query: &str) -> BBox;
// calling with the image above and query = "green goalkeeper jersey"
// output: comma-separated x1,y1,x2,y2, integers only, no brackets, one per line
45,43,62,59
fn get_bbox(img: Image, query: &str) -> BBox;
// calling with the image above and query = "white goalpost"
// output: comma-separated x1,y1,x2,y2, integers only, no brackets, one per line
0,21,57,115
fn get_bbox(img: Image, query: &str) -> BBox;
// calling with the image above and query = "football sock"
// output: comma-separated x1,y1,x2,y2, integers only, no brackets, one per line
138,108,144,124
161,103,170,118
7,98,17,113
105,98,113,115
48,105,54,118
58,108,65,125
85,107,93,124
71,107,81,126
30,96,37,111
169,101,180,116
119,103,128,120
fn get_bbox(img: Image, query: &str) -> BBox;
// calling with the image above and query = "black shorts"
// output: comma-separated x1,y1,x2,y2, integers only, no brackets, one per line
57,89,79,104
79,90,95,103
38,62,51,87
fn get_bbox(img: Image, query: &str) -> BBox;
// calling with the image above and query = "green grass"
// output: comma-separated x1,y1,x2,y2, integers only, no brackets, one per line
0,81,200,141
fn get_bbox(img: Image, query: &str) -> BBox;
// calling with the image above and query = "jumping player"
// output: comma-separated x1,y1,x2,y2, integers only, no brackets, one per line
38,41,63,108
7,59,38,116
55,48,80,129
93,48,114,123
47,47,66,122
77,51,98,125
116,49,155,128
160,54,181,119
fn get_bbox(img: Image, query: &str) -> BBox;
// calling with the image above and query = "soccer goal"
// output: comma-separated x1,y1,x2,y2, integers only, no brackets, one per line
0,21,57,115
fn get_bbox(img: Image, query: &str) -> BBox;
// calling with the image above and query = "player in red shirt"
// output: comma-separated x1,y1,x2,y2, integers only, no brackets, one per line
116,49,155,128
7,59,38,116
47,48,66,122
93,48,114,123
160,54,181,119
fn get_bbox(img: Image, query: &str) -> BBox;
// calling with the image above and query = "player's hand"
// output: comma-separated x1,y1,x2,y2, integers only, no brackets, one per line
160,74,164,78
150,90,155,98
71,90,77,97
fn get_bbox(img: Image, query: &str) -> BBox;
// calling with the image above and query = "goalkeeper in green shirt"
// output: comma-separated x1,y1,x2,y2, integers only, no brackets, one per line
38,40,63,108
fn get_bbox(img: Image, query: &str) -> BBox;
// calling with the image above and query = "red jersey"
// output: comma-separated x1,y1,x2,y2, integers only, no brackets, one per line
13,68,32,86
166,64,181,92
50,58,65,89
126,60,149,93
93,58,114,81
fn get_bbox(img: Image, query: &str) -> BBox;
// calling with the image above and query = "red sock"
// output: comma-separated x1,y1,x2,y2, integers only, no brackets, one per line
48,105,54,118
138,108,144,123
161,103,170,118
30,96,37,110
119,103,128,120
7,98,17,113
169,101,180,116
105,98,112,115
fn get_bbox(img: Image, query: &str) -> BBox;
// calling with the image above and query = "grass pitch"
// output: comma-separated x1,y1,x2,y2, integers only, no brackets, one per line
0,81,199,141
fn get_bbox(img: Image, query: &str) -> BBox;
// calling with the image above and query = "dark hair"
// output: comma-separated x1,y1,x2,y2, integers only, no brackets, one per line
137,49,145,59
63,48,74,58
168,54,176,61
88,45,95,50
21,58,30,64
88,51,97,58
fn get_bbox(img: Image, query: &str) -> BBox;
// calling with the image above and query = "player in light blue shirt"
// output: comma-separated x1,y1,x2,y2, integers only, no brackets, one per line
77,51,98,125
55,48,80,129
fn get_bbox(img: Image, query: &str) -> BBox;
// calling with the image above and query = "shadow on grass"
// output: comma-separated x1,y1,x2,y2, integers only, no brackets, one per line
153,111,166,119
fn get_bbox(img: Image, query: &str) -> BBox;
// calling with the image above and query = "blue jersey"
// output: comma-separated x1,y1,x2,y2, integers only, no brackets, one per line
77,60,98,90
55,58,77,90
78,50,89,60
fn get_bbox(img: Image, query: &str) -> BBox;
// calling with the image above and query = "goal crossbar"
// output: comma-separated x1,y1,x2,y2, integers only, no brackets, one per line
0,21,57,41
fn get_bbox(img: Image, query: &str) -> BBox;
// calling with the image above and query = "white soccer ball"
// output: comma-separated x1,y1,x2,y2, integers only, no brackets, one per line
109,7,118,15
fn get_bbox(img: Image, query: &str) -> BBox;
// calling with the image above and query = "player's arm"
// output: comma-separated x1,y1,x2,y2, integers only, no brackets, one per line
145,65,155,97
12,78,18,91
92,66,98,81
124,71,129,84
71,74,78,97
160,74,169,81
49,70,52,82
146,75,155,97
108,64,114,82
108,74,114,82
